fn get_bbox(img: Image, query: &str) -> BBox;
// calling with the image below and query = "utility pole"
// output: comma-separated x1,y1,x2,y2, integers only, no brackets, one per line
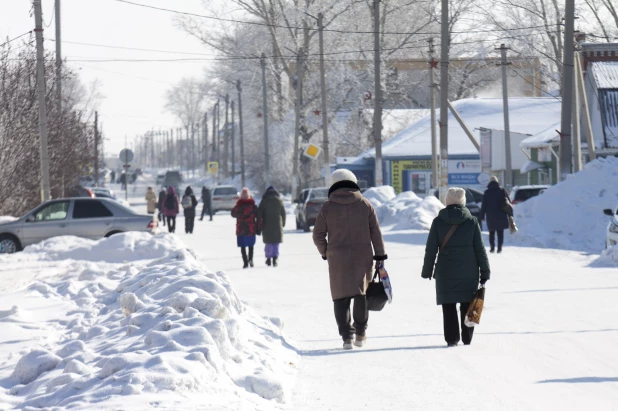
212,102,218,169
497,44,513,187
318,13,330,186
428,38,439,189
237,80,246,187
224,94,229,179
292,47,304,198
261,53,271,187
373,0,384,186
572,46,582,172
574,51,596,160
55,0,62,120
94,111,99,187
203,112,209,169
438,0,449,202
560,0,575,180
34,0,51,202
231,100,236,179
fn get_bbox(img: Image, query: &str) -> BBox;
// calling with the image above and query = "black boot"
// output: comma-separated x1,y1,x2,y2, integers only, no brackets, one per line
273,257,278,267
249,247,254,268
266,258,272,266
241,248,249,269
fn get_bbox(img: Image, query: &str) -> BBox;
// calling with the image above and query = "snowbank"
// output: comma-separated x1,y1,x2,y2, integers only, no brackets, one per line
591,246,618,267
365,187,442,230
512,156,618,252
0,233,297,409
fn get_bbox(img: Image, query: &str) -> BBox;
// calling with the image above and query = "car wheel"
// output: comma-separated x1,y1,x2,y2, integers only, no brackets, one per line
0,235,21,254
302,218,311,233
105,231,123,238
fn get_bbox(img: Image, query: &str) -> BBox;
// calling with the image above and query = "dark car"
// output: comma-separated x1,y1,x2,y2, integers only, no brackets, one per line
432,187,484,221
509,185,549,204
295,187,328,232
163,171,183,188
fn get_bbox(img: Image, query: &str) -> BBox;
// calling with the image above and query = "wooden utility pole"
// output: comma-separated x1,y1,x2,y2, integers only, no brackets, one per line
560,0,575,180
231,101,236,178
261,53,271,187
373,0,384,186
94,111,99,187
318,13,330,186
203,112,209,169
428,38,439,189
497,44,514,187
292,47,304,198
237,80,246,187
438,0,449,202
224,94,229,179
34,0,51,202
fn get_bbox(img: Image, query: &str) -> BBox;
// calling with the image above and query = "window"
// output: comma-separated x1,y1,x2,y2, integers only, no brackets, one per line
309,189,328,200
514,189,542,202
33,201,70,222
73,200,113,219
214,187,238,196
465,190,474,204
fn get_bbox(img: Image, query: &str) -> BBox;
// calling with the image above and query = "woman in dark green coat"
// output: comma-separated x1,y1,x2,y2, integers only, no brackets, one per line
421,187,490,347
258,186,286,267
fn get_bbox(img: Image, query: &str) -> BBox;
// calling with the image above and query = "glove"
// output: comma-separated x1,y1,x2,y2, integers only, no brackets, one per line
322,255,327,261
480,278,487,285
421,273,432,280
256,230,261,236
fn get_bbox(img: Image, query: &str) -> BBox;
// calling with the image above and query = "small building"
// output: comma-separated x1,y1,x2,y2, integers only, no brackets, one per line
336,97,562,194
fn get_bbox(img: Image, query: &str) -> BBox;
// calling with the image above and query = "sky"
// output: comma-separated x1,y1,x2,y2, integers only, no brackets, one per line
0,0,219,157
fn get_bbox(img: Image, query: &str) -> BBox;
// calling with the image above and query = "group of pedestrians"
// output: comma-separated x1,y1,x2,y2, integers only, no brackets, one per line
145,185,213,234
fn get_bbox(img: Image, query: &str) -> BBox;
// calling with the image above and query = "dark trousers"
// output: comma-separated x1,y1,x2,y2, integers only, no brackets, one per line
241,246,254,263
200,203,213,221
442,302,474,345
334,295,368,341
166,216,176,233
185,216,195,233
489,230,504,250
158,211,165,226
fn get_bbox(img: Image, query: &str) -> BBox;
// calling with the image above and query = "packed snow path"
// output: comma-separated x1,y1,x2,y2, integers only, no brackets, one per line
180,213,618,410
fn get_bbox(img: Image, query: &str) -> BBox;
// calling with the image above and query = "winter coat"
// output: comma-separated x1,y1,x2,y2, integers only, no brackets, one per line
313,188,387,300
258,188,286,244
201,187,212,207
157,190,166,211
182,194,199,218
421,205,490,305
481,181,510,231
145,190,157,213
162,186,180,217
231,199,258,236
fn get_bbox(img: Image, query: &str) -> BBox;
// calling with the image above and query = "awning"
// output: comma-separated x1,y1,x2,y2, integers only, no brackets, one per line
520,160,546,173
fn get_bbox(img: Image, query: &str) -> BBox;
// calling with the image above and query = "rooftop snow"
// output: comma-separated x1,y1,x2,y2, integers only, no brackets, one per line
520,123,561,148
591,62,618,89
361,98,562,159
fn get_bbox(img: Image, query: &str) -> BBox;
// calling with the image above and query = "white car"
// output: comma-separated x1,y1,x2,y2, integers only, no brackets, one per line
604,205,618,248
212,186,240,213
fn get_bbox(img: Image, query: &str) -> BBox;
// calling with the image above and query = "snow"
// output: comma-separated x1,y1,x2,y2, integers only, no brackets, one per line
0,233,297,410
0,216,17,224
591,246,618,267
520,123,561,148
512,156,618,252
364,187,442,230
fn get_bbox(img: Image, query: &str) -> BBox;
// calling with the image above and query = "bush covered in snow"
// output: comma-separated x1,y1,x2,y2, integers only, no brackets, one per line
512,156,618,252
364,187,442,230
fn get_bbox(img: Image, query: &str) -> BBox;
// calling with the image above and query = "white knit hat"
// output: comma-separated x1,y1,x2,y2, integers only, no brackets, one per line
490,175,499,183
445,187,466,206
330,169,358,185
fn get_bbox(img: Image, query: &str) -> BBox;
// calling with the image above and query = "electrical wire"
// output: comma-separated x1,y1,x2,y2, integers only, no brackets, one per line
0,31,33,48
508,67,561,102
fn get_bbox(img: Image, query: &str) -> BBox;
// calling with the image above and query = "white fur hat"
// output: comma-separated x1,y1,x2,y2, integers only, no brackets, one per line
490,175,499,183
330,169,358,185
445,187,466,206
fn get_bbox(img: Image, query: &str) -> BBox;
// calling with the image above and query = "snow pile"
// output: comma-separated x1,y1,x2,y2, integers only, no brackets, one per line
0,233,297,409
591,246,618,267
365,188,442,230
512,156,618,252
0,216,17,224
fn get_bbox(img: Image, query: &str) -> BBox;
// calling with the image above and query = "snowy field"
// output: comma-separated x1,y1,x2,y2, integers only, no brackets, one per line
1,161,618,409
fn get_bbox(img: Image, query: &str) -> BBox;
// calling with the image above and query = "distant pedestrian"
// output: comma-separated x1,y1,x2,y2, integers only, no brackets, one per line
313,170,387,350
481,176,511,253
120,172,127,190
110,170,116,184
145,187,157,215
200,186,213,221
258,186,286,267
231,188,258,269
182,186,199,234
421,187,490,347
162,186,179,233
157,187,166,227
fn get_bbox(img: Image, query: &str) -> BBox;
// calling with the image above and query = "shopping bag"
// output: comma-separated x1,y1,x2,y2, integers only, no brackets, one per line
464,286,485,327
366,269,388,311
509,216,518,234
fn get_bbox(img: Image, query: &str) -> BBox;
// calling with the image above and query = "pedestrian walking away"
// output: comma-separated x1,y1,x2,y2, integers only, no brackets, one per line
232,188,259,269
157,187,166,226
145,187,157,215
200,186,213,221
182,186,199,234
258,186,286,267
313,169,387,350
162,186,179,233
481,176,511,253
421,187,491,347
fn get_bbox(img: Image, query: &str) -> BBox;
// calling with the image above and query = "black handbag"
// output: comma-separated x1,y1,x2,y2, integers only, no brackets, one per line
366,269,388,311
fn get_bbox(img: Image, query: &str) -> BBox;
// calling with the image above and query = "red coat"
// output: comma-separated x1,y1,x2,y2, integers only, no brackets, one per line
231,199,258,236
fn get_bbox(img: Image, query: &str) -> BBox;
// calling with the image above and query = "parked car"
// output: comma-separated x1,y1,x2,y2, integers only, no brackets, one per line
67,185,95,198
156,174,165,186
163,171,183,188
509,185,549,204
212,186,240,213
0,198,157,254
91,187,131,208
431,187,483,221
604,206,618,248
295,187,329,232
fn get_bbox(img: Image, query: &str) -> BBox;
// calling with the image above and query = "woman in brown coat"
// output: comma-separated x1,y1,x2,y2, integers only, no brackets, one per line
313,169,387,350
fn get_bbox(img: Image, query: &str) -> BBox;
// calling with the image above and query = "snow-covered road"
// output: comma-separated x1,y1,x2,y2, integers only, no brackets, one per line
175,212,618,410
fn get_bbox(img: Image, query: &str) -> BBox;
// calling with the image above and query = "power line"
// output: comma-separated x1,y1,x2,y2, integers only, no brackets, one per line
0,31,32,48
110,0,554,36
508,67,561,102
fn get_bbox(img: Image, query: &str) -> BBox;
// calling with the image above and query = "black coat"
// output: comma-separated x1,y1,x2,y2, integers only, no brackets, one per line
421,205,490,305
182,194,199,217
481,181,510,231
158,190,166,211
258,188,286,244
201,187,212,206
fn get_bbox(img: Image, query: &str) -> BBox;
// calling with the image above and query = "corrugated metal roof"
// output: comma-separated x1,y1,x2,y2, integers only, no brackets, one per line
591,62,618,89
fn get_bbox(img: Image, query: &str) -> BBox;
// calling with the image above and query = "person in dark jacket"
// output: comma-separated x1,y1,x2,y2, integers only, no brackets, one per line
258,186,286,267
481,176,510,253
421,187,490,347
157,187,166,226
162,186,179,233
182,186,199,234
200,186,213,221
231,188,259,269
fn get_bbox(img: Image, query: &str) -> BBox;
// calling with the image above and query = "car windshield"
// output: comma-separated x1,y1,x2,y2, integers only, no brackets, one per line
514,188,543,202
214,187,238,196
309,189,328,199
